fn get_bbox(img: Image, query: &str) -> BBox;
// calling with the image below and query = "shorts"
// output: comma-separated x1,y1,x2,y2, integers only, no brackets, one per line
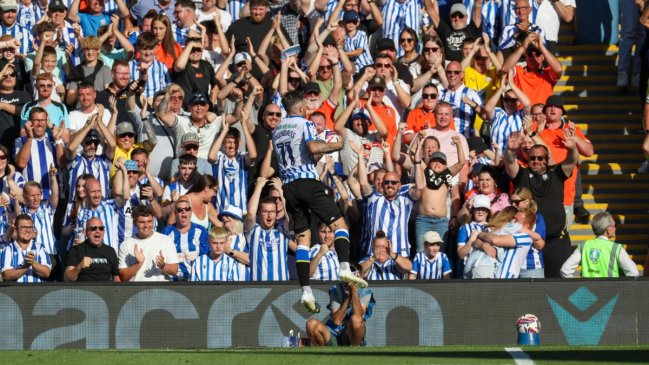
282,179,343,234
325,332,366,347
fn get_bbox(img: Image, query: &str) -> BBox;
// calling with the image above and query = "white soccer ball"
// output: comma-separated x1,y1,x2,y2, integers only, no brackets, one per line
516,314,541,334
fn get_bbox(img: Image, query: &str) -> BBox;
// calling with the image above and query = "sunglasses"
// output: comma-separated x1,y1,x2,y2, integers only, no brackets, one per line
511,199,525,205
446,70,461,75
423,47,440,53
422,93,437,100
451,12,465,19
184,144,199,151
176,207,191,213
526,50,541,57
474,56,487,61
319,65,333,71
84,140,98,146
374,63,391,69
236,61,247,67
119,133,135,138
0,155,7,160
383,180,399,185
266,111,282,117
170,95,183,102
503,97,518,103
305,91,320,97
369,87,385,92
400,38,414,44
0,48,13,52
288,77,301,83
528,155,546,161
38,84,53,88
87,226,105,232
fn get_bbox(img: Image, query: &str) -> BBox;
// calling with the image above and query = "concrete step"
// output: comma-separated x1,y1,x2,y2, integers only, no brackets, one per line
581,154,643,163
562,95,640,104
581,193,649,202
557,44,619,53
582,162,643,175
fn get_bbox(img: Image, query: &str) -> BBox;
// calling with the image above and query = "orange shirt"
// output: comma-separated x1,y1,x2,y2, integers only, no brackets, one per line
308,99,337,131
156,43,183,71
535,121,590,206
361,100,398,146
514,65,559,106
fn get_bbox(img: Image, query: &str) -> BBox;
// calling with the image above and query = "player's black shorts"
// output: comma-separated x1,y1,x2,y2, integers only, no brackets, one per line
282,179,342,234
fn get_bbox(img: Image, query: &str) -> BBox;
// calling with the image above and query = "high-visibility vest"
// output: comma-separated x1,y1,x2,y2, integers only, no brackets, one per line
579,238,621,278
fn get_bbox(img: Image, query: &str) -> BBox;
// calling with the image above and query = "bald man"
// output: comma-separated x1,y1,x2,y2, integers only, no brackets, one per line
64,217,121,282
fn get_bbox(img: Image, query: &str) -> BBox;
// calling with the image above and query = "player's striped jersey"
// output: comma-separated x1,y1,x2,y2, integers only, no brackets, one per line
272,115,319,184
360,256,403,280
363,185,415,257
440,85,483,138
309,244,339,281
411,252,452,279
247,223,290,281
0,240,51,283
212,151,249,215
191,254,238,281
21,203,56,255
162,223,209,280
496,232,533,279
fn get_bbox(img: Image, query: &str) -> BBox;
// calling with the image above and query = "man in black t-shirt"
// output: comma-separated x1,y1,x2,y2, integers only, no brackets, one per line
504,131,579,278
64,217,120,282
0,64,31,153
172,32,218,109
430,2,483,62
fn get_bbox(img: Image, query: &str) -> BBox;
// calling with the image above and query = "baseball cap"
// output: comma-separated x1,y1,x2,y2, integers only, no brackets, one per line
376,38,396,52
234,52,251,65
124,159,139,172
467,136,489,154
342,11,359,22
423,231,443,244
218,206,243,221
0,0,18,11
429,151,447,163
544,95,566,114
302,82,321,94
350,108,371,123
472,194,491,210
180,132,199,147
189,92,209,106
116,122,135,136
450,3,468,17
83,130,101,144
367,77,386,89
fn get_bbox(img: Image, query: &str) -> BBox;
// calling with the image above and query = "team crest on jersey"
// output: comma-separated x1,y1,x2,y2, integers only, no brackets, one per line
589,248,601,263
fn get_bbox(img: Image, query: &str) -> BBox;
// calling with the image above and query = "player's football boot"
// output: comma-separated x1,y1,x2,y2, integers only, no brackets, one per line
301,291,320,313
339,269,368,288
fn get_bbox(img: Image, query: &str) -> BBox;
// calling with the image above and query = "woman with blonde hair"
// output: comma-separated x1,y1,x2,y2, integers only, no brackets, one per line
218,205,250,281
511,187,547,278
151,14,182,70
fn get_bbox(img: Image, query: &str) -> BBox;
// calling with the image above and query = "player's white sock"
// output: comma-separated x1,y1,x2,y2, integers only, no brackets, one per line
302,286,312,294
339,262,351,272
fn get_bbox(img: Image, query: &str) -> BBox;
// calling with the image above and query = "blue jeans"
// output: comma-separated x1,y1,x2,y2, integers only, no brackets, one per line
414,215,449,253
619,0,645,75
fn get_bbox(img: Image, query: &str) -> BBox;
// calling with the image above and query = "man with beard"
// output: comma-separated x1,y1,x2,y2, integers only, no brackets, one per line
429,1,483,62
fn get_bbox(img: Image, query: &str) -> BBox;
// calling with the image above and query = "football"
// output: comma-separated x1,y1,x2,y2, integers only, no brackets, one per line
516,314,541,334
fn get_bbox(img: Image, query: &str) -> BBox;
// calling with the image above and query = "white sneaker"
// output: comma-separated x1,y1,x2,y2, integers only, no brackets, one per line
301,291,320,313
617,73,629,87
339,270,368,288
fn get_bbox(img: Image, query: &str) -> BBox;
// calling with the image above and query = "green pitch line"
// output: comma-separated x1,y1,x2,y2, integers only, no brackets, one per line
2,346,649,365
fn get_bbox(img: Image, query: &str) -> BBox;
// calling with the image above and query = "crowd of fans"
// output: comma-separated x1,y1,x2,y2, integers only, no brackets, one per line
0,0,638,285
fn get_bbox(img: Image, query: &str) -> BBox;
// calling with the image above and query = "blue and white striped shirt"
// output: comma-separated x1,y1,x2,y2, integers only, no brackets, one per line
129,59,171,98
309,244,339,281
57,20,82,66
0,173,26,202
498,23,546,51
490,107,524,155
75,200,121,253
17,4,44,31
345,30,373,71
500,0,533,33
212,151,249,215
162,181,191,203
162,223,209,280
191,253,238,281
227,0,248,20
381,0,422,58
522,214,546,270
360,256,403,280
0,22,33,55
363,185,415,257
67,154,112,201
14,135,58,201
496,232,533,279
478,0,501,40
411,252,452,279
272,115,320,184
440,85,483,138
21,203,57,255
229,232,250,281
247,223,290,281
0,240,51,283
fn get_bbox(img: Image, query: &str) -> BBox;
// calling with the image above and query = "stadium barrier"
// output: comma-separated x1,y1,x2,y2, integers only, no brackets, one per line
0,279,647,349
